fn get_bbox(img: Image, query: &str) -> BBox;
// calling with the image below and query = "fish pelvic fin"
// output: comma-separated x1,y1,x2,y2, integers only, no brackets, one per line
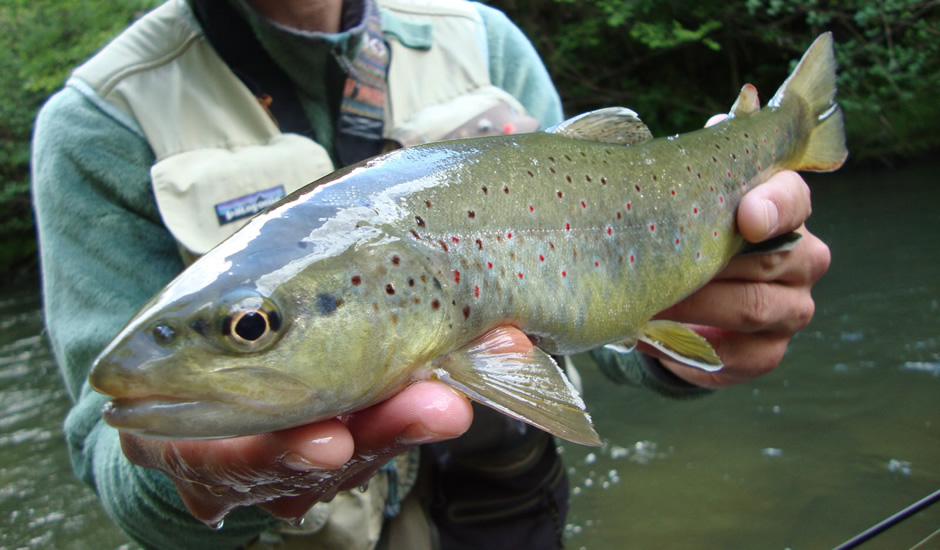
769,32,848,172
638,320,723,372
431,326,602,446
546,107,653,146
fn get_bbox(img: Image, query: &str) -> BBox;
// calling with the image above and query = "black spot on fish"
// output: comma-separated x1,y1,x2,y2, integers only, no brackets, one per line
482,186,488,195
351,275,361,286
408,278,415,287
415,216,426,227
462,305,471,320
432,277,442,290
467,210,475,219
316,293,343,316
431,299,441,310
386,284,395,295
409,230,421,240
391,255,401,265
425,200,432,208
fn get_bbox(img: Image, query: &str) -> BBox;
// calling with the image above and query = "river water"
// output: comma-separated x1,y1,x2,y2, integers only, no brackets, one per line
1,159,937,549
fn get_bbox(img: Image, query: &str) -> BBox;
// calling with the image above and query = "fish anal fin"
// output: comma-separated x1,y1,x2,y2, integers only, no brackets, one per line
640,320,723,372
729,83,760,117
547,107,653,146
738,231,803,256
432,326,602,446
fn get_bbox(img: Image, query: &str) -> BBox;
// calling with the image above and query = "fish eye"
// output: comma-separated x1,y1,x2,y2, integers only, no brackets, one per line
219,293,284,353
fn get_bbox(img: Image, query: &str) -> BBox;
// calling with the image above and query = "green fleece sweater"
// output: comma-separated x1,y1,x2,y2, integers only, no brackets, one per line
32,1,706,548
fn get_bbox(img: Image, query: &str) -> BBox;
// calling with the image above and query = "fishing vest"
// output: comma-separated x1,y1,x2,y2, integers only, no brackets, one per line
68,1,539,548
69,0,538,259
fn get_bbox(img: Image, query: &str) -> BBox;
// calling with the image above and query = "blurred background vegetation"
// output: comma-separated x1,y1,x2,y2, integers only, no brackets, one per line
2,0,938,281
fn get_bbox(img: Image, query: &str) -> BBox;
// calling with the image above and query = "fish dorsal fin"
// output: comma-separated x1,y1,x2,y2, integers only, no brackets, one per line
638,320,723,372
729,83,761,117
431,326,602,446
547,107,653,146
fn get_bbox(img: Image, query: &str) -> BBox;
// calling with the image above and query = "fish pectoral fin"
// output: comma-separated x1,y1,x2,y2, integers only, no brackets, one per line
603,337,638,354
639,320,723,372
737,231,803,256
546,107,653,146
432,326,602,446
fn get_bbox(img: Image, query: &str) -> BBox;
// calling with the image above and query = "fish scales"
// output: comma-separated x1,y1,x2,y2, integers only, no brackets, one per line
89,33,847,444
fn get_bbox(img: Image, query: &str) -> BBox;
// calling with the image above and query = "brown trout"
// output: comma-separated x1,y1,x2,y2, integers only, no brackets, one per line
89,33,847,446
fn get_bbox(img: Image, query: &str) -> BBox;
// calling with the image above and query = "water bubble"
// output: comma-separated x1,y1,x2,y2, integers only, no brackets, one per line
585,453,597,465
609,446,629,460
761,447,783,458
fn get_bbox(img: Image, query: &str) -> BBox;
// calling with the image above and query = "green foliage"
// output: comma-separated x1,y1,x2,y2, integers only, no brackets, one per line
487,0,940,162
0,0,159,278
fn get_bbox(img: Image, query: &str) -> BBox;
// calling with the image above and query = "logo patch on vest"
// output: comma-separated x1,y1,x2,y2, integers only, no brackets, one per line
215,186,285,226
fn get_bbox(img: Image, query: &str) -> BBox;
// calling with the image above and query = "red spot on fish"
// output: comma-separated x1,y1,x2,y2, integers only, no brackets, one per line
626,203,632,211
594,261,600,267
431,299,440,310
671,189,676,196
529,205,534,212
463,305,471,319
474,286,480,298
746,148,750,154
742,181,747,187
580,200,587,208
506,232,513,239
539,254,545,262
565,223,571,231
719,196,725,203
629,255,635,263
713,230,719,237
518,272,524,280
757,165,762,171
727,171,732,178
561,270,567,277
696,251,701,258
487,262,494,269
772,151,777,158
616,212,622,219
607,227,612,235
451,236,460,243
650,224,655,231
675,238,680,244
693,207,699,214
453,270,460,283
351,275,361,286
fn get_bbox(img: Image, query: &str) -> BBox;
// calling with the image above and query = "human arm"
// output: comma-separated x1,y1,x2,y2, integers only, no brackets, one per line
33,85,473,547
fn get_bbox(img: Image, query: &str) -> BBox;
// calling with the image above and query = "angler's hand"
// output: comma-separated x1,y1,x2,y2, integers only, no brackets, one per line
650,115,831,388
118,381,472,527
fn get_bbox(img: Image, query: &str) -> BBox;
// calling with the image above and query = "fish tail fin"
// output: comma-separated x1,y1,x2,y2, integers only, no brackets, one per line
770,32,848,172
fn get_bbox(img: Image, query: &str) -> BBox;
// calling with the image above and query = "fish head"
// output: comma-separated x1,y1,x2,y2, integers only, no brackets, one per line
90,230,451,439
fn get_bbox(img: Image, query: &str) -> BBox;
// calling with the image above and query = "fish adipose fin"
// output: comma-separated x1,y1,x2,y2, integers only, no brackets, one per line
769,32,848,172
729,83,761,117
638,320,723,372
547,107,654,146
431,326,602,446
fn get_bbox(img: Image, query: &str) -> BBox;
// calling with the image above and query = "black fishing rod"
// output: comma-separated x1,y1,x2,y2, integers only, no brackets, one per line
832,488,940,549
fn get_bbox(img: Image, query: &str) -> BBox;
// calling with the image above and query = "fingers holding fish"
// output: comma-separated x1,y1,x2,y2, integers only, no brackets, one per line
736,170,813,243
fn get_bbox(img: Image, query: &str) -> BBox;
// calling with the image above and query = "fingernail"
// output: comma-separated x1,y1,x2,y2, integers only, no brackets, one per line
397,424,439,446
281,452,331,472
760,199,779,237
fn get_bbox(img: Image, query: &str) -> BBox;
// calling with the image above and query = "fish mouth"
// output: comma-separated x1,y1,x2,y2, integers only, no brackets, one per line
102,396,307,440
